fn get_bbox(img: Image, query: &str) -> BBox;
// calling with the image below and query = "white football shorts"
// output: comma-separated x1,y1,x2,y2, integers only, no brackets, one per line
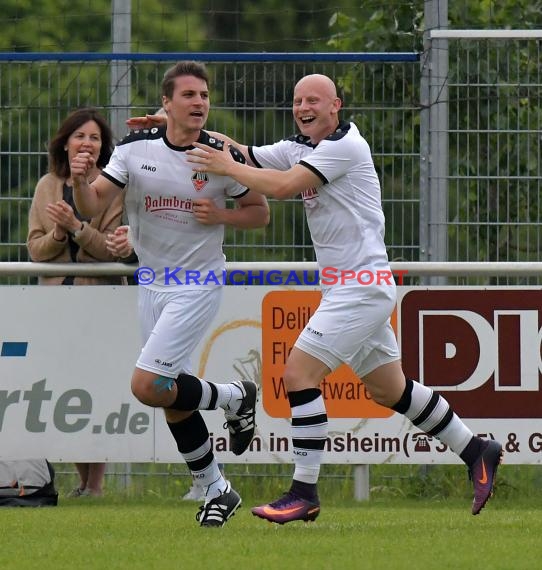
295,282,400,377
136,286,223,378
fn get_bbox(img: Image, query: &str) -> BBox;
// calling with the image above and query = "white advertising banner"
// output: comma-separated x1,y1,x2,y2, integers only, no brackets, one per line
0,285,540,464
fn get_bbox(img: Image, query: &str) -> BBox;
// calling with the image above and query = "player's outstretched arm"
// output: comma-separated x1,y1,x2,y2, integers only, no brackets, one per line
125,113,166,130
187,142,320,200
71,151,122,218
205,131,251,166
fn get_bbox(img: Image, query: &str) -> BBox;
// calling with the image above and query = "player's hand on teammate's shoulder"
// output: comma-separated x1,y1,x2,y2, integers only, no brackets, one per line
125,113,166,130
186,142,236,177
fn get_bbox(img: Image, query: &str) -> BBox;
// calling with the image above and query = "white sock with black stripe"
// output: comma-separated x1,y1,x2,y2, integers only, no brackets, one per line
288,388,328,485
392,379,473,454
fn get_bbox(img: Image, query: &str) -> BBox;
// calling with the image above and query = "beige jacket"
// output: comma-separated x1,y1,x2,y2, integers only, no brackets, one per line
27,172,126,285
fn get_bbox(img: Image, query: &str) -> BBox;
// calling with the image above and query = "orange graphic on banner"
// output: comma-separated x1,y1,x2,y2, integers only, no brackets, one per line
262,290,395,419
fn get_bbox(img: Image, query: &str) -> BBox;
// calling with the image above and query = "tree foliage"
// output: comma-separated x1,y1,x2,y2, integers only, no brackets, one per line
328,1,542,270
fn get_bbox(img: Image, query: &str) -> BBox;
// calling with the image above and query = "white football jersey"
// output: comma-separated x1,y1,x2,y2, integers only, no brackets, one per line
103,127,248,290
249,121,390,286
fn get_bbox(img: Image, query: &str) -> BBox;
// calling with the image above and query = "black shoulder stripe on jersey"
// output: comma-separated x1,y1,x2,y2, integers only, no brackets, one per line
284,133,315,148
248,146,262,168
117,125,166,147
299,160,328,185
228,144,246,164
283,121,351,145
200,131,246,164
101,170,126,189
324,120,351,142
232,188,250,199
199,130,226,151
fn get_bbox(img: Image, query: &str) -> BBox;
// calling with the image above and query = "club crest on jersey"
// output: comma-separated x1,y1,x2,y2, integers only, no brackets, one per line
192,172,209,192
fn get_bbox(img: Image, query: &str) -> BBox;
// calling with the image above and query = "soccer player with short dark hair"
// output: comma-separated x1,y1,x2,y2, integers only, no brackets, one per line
71,61,270,527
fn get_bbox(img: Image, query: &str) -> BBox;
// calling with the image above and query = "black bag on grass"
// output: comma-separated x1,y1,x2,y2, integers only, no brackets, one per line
0,459,58,506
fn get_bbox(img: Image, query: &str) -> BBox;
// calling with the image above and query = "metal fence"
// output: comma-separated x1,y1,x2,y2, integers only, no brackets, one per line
0,52,420,284
2,43,542,495
1,40,542,286
424,31,542,285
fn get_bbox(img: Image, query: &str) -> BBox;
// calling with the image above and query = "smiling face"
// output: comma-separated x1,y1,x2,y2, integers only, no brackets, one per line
66,120,102,163
162,74,210,135
292,74,342,144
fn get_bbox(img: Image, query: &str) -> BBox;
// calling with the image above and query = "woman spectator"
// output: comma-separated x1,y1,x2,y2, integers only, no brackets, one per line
27,107,126,496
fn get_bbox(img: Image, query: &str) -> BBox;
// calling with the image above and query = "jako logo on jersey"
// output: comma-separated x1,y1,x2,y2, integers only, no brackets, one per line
192,172,209,192
141,163,157,172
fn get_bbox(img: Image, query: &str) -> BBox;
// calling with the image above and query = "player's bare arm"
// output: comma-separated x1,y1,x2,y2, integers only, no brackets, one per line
125,113,166,130
125,112,240,152
125,113,254,166
187,142,321,200
71,151,122,217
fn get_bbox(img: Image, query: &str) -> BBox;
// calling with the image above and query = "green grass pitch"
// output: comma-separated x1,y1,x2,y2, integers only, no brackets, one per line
2,495,541,570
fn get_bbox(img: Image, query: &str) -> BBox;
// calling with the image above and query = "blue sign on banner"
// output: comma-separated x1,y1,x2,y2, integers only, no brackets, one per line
1,342,28,357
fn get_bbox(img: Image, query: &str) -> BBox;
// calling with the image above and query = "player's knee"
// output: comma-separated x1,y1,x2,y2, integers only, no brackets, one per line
131,374,161,406
362,362,406,408
130,377,149,403
363,379,403,408
368,387,396,408
283,367,309,391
